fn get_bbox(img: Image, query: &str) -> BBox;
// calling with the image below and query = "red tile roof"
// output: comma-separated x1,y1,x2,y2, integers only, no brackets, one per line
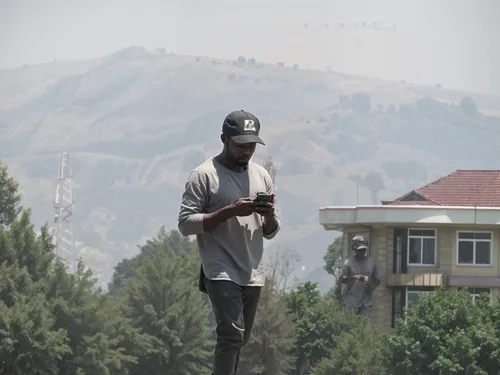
387,170,500,207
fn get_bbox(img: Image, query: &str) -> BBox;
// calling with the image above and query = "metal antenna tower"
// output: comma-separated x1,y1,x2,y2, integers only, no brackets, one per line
53,152,77,271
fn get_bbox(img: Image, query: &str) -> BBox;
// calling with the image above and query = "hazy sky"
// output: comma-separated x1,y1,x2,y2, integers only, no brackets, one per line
1,0,499,96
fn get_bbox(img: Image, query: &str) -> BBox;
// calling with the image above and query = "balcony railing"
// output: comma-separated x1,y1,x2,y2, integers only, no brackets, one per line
387,273,443,287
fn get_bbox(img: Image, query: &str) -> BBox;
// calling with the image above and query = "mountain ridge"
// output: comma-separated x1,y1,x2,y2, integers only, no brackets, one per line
1,46,499,288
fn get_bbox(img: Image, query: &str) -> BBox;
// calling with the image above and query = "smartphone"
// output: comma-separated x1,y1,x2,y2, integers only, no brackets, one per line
253,192,273,203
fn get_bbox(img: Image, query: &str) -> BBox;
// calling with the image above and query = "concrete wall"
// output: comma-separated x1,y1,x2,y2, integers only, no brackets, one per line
370,226,393,332
353,225,500,332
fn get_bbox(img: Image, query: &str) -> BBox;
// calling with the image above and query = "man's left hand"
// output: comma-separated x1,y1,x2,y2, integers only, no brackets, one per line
254,202,275,219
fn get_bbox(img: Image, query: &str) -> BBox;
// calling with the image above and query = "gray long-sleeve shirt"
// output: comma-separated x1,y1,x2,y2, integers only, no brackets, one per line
178,157,280,286
341,256,381,308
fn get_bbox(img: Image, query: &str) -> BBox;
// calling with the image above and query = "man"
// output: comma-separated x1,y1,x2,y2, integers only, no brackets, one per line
178,109,281,375
340,235,381,316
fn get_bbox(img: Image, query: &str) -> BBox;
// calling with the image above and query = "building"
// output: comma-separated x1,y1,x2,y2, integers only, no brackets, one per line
319,170,500,332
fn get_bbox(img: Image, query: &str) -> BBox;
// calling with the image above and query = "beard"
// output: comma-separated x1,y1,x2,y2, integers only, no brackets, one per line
230,153,250,168
222,145,252,169
236,159,249,167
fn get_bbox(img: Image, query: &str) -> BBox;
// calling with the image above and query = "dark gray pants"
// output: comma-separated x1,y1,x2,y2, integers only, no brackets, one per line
204,278,261,375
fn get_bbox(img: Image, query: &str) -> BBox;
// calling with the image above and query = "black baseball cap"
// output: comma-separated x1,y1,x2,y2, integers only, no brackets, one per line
222,110,265,145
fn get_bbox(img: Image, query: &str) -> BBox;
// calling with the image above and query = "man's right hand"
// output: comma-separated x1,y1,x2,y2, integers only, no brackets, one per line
229,198,256,217
202,198,255,231
349,274,364,281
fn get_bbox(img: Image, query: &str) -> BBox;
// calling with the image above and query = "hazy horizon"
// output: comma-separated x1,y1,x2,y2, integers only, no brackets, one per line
1,0,499,96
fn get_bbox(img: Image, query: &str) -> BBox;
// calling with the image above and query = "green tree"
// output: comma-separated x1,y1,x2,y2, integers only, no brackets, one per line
239,278,296,375
0,161,21,226
285,282,322,320
265,247,301,293
48,261,138,375
387,288,500,374
239,244,297,375
0,168,72,374
124,249,213,375
323,236,343,303
310,319,387,375
361,172,385,204
348,173,362,204
284,281,322,375
0,293,70,375
0,167,60,375
287,286,377,375
293,299,342,368
109,226,197,292
0,163,138,375
1,210,55,283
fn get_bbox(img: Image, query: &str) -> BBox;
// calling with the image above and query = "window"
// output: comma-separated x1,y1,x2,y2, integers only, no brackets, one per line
458,287,491,303
457,231,493,266
401,192,427,202
392,287,434,327
391,288,404,328
406,289,434,307
408,229,436,266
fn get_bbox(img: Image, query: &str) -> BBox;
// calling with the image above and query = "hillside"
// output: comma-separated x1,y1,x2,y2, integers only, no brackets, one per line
1,46,500,285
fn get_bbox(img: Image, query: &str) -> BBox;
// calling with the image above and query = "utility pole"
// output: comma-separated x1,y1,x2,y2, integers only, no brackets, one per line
53,152,77,271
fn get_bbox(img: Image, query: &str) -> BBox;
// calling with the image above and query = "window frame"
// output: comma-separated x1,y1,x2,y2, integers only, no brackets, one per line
405,288,434,307
392,287,434,327
407,228,437,266
456,230,494,267
458,287,492,303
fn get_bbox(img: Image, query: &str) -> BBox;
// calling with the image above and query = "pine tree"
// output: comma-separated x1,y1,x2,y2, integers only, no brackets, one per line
0,161,21,226
238,278,296,375
0,161,139,375
48,261,139,375
0,163,69,374
124,249,213,375
108,226,197,292
0,292,70,375
284,281,322,375
310,321,387,375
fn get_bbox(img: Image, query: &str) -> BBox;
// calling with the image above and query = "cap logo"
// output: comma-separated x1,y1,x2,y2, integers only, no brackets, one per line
243,119,256,132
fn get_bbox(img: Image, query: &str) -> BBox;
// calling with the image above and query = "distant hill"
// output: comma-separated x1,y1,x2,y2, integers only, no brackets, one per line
1,46,500,282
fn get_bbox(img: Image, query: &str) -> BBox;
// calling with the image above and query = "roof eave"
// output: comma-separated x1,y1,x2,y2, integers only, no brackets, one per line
319,205,500,230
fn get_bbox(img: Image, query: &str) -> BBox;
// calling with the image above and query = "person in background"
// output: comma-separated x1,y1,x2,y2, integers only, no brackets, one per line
178,109,281,375
340,235,381,316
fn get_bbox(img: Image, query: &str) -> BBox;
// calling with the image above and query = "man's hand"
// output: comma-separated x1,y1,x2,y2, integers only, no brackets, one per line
253,194,276,218
254,203,275,218
202,197,256,231
229,198,257,217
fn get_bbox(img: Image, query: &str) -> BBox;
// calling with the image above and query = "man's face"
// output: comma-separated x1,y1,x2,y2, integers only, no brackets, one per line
225,137,256,166
354,248,367,258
